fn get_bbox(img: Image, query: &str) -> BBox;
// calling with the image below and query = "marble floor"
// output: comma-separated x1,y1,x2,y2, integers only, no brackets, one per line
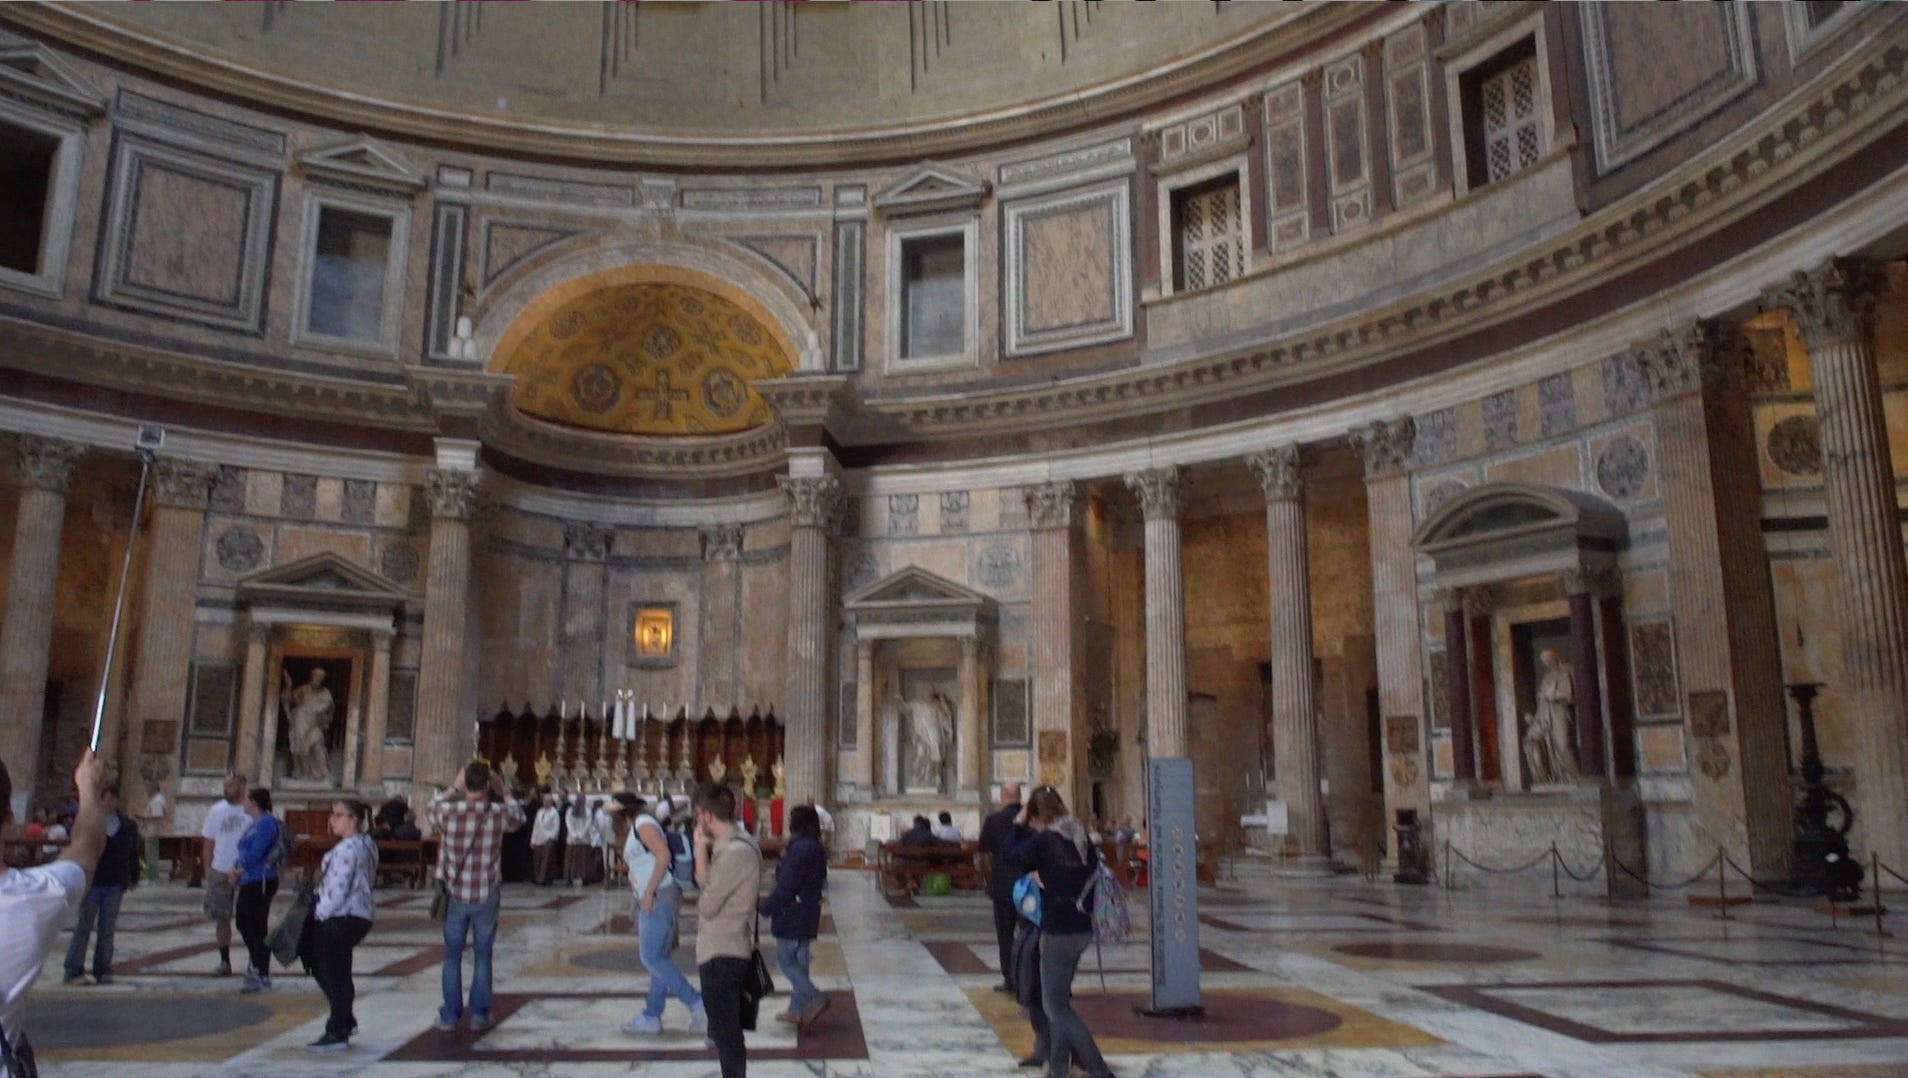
21,863,1908,1076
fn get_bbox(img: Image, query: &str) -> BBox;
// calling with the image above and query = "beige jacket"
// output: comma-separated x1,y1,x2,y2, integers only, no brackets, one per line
695,831,762,965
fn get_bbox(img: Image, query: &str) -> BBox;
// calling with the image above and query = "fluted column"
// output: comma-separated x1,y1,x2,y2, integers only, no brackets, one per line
1767,260,1908,869
116,459,216,769
413,467,480,790
1350,418,1425,858
957,635,986,797
0,435,85,809
1248,446,1326,856
360,628,395,785
1125,466,1188,758
1025,480,1083,801
1561,572,1609,780
779,474,841,808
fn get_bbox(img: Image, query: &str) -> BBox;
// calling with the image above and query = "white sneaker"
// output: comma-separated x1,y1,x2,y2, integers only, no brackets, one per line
688,1000,709,1034
621,1014,663,1036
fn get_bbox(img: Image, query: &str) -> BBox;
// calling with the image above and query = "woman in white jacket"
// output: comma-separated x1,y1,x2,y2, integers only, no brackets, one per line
308,799,378,1053
530,793,562,885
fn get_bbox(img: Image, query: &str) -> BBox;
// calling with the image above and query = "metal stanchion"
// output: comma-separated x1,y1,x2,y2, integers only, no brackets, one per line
1443,840,1453,891
1875,852,1891,941
1714,846,1733,922
1550,842,1561,900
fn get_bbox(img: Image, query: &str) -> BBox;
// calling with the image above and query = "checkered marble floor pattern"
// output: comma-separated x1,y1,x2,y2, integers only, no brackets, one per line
21,864,1908,1076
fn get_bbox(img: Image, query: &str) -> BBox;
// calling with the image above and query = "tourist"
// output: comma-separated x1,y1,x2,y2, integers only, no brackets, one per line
307,799,378,1053
620,793,706,1037
61,784,141,985
564,793,594,887
899,814,944,846
693,782,763,1078
934,810,963,843
141,784,167,883
200,773,250,975
1,751,108,1073
428,761,525,1032
979,781,1026,995
393,812,422,842
760,804,828,1028
530,792,561,885
809,800,835,846
1008,786,1114,1078
232,787,282,993
23,811,46,843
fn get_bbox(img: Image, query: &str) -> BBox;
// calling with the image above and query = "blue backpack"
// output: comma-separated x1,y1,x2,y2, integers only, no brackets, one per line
1012,872,1042,925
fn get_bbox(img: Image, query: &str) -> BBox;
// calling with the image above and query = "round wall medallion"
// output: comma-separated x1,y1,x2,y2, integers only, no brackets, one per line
701,367,747,419
380,543,420,585
1595,435,1650,499
214,526,263,572
569,363,623,414
1766,414,1823,476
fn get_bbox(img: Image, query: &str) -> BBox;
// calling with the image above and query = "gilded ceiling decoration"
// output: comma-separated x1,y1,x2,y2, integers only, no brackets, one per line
497,283,794,437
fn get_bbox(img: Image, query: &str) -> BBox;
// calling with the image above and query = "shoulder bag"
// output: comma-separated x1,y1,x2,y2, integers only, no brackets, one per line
431,815,480,923
737,840,775,1031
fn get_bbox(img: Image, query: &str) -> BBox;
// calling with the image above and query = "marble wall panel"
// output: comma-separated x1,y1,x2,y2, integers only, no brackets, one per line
1483,444,1585,489
1579,2,1757,172
274,525,371,568
738,555,789,709
1003,179,1131,355
1638,723,1687,773
312,477,344,523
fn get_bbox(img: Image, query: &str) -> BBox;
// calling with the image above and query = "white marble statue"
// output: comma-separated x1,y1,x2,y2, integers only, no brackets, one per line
1522,649,1579,786
905,689,954,791
281,666,335,784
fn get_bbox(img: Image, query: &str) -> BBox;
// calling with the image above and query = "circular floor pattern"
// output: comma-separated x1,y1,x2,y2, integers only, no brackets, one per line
1070,992,1341,1043
24,996,274,1048
1332,940,1540,963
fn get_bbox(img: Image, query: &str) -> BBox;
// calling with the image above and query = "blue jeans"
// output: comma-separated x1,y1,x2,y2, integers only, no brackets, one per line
638,885,699,1018
776,936,819,1013
64,885,124,978
1041,931,1110,1078
440,890,501,1023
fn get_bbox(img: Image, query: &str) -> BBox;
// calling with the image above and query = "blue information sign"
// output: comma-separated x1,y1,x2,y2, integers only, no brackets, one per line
1144,756,1202,1016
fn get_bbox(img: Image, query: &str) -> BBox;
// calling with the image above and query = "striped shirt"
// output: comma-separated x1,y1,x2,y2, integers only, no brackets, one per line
428,792,526,905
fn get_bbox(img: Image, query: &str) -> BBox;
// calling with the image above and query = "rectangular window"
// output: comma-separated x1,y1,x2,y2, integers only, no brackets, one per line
0,120,59,276
306,206,394,343
1461,39,1542,189
899,232,966,359
1170,173,1244,293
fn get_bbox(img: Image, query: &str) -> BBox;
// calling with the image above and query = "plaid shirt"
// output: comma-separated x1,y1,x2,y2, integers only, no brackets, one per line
428,791,526,905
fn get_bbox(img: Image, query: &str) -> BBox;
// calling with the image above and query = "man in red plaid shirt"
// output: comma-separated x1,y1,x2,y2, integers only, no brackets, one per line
427,761,525,1032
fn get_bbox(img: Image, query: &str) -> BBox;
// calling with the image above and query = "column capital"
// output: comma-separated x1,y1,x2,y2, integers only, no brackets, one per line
1246,445,1304,501
426,468,481,520
244,619,273,646
369,626,396,646
1022,479,1079,530
150,458,217,510
1124,465,1183,520
699,523,744,561
1763,258,1885,350
1633,319,1750,403
14,434,86,494
1433,587,1465,614
1561,566,1620,598
562,520,612,562
778,474,843,530
1349,416,1416,479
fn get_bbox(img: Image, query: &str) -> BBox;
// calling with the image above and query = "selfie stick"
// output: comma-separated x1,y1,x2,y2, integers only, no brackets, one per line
91,425,164,753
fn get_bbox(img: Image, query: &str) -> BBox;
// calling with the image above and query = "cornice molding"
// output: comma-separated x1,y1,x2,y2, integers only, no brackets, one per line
482,403,788,481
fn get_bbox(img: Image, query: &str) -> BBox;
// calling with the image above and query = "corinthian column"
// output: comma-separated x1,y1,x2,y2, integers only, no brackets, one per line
1024,480,1083,801
0,435,85,809
1247,446,1326,857
1766,260,1908,869
1349,417,1425,858
1125,466,1188,758
412,467,480,790
778,474,841,808
116,458,216,768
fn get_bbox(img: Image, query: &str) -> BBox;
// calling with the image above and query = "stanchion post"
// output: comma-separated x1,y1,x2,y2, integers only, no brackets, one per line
1875,852,1889,941
1550,842,1561,900
1715,847,1733,922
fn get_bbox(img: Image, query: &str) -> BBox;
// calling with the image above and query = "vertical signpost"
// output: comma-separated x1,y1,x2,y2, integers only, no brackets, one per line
1142,756,1204,1018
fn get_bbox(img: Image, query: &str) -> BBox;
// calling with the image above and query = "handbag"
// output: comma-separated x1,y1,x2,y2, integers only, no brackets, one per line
739,914,775,1032
268,883,316,968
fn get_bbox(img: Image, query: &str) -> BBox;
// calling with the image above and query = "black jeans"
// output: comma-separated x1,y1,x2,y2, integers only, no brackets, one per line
698,955,748,1078
991,895,1018,990
313,916,372,1038
235,877,278,978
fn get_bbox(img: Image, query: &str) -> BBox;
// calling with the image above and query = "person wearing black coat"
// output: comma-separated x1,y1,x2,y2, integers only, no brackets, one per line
1005,786,1114,1078
62,784,142,984
978,782,1026,995
759,805,830,1028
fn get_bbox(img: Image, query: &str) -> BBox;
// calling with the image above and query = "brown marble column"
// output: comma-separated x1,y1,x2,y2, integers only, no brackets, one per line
116,459,216,769
1025,480,1084,799
234,620,270,780
1437,590,1477,784
1767,260,1908,869
1350,418,1425,857
853,637,877,793
778,474,841,808
957,635,987,798
1125,466,1188,759
360,628,395,786
1561,572,1608,780
0,435,85,803
413,467,480,791
1248,446,1326,856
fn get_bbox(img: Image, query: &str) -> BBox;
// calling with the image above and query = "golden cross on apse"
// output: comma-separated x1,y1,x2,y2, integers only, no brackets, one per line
635,370,690,421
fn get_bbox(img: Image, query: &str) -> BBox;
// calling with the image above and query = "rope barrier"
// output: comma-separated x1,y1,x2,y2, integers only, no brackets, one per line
1447,844,1555,876
1556,852,1607,883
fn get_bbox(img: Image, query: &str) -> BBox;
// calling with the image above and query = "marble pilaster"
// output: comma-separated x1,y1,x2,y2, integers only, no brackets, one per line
1124,466,1188,759
854,638,877,793
1561,573,1609,780
413,467,479,790
1437,590,1477,784
0,435,84,808
117,459,215,769
1248,446,1326,856
779,474,841,808
1350,417,1426,857
1025,480,1084,802
1767,260,1908,869
359,628,395,785
957,635,986,796
234,621,270,782
558,520,611,706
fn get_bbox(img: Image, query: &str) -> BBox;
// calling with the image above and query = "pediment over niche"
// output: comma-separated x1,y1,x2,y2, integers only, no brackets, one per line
871,162,989,216
236,552,413,619
846,565,996,640
0,33,106,118
1412,483,1627,591
295,137,427,194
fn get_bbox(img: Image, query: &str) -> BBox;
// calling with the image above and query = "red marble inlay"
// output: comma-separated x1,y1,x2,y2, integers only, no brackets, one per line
1332,941,1540,963
1069,992,1342,1043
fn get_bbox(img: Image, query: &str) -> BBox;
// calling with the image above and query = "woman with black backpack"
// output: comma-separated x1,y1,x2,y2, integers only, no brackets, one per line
1007,786,1114,1078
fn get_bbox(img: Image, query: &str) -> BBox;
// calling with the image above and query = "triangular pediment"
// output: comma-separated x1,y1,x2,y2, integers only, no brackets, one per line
846,565,991,609
296,137,426,194
237,552,412,606
872,163,989,215
0,34,106,118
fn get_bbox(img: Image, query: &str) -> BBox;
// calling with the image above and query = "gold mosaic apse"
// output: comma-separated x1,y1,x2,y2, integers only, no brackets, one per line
497,282,794,436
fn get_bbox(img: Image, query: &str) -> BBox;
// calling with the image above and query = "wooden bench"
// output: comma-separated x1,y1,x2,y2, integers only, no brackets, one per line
288,836,439,889
877,840,985,896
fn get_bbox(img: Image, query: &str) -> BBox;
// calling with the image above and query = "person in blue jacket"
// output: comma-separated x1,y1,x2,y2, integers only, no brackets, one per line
231,786,283,993
759,804,829,1028
1006,786,1113,1078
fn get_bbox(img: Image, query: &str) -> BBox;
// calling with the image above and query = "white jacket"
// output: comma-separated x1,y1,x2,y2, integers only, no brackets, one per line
565,805,592,846
531,806,561,846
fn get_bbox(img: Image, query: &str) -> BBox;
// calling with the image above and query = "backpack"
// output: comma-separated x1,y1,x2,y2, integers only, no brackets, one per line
265,818,294,870
665,827,698,893
1012,871,1042,925
1075,861,1131,946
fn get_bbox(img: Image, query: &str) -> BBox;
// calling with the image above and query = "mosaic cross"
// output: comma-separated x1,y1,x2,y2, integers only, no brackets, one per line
635,370,690,422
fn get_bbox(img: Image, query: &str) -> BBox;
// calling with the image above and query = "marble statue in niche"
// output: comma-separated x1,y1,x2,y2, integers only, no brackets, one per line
902,688,954,793
280,663,339,784
1522,649,1579,786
